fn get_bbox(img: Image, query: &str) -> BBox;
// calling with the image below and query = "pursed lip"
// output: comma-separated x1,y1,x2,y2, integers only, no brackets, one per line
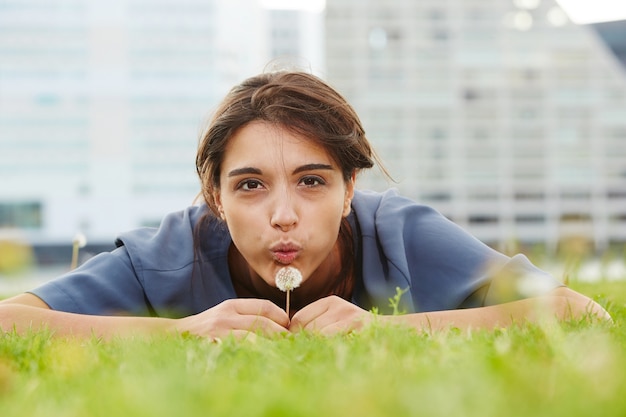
270,242,302,265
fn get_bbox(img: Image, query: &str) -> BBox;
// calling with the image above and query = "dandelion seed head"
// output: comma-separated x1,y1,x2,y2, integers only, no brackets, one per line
73,232,87,248
275,267,302,292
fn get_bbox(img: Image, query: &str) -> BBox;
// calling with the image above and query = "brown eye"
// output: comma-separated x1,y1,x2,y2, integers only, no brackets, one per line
238,179,263,190
299,176,325,187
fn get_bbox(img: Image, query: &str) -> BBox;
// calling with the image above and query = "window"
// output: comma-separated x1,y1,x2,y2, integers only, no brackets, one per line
468,191,498,201
0,202,43,229
515,214,545,224
514,191,544,200
560,213,591,222
469,214,498,224
608,190,626,199
420,192,451,202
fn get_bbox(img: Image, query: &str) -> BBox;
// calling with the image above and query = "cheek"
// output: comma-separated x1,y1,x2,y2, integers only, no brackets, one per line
223,206,256,236
309,202,345,240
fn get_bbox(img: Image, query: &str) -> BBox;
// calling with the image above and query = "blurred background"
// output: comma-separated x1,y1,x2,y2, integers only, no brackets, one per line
1,0,626,285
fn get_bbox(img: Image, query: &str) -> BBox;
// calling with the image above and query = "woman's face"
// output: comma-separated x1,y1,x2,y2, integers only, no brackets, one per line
215,121,354,288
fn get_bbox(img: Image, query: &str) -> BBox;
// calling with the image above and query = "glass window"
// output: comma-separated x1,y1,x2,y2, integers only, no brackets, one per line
560,191,591,199
0,202,43,229
469,214,498,224
468,191,498,200
607,190,626,199
515,214,546,224
514,191,545,200
420,192,451,201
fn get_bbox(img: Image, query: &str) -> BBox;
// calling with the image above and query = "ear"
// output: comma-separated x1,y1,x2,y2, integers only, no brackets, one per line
213,190,226,221
342,171,356,217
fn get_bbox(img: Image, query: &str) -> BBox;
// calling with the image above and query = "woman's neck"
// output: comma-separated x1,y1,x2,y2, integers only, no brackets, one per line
228,238,353,316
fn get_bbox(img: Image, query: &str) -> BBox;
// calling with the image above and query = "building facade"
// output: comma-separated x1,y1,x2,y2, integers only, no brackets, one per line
325,0,626,255
2,0,625,265
0,0,323,262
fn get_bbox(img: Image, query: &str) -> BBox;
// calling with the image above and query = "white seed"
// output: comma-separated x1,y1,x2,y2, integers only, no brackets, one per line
275,267,303,292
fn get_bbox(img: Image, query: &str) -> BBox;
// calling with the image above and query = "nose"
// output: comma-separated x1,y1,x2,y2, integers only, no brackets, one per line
270,191,298,231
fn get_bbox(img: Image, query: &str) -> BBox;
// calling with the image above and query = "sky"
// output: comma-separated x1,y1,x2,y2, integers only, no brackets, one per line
555,0,626,24
259,0,325,12
259,0,626,25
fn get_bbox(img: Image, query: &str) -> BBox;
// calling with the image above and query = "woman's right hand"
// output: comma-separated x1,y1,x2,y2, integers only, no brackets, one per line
1,294,289,340
174,299,290,340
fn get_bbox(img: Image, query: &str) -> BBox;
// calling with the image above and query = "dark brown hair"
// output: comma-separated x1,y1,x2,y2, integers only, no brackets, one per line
193,71,386,299
195,71,383,216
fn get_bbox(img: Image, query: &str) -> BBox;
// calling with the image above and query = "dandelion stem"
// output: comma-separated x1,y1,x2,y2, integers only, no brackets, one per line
70,232,87,270
70,241,79,270
286,290,291,318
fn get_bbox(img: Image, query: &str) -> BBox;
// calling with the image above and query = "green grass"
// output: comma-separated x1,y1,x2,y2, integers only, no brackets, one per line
1,280,625,417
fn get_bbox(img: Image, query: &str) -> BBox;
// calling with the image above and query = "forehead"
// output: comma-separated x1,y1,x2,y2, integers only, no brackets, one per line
222,121,336,168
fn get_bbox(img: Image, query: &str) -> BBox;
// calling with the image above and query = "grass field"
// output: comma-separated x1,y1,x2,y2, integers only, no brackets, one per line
0,280,625,417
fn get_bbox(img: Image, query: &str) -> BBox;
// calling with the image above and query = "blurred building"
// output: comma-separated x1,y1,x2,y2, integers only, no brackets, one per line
0,0,322,264
325,0,626,254
268,8,324,72
3,0,625,264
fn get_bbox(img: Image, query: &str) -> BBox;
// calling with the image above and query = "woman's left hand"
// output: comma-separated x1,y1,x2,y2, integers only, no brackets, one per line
289,295,373,335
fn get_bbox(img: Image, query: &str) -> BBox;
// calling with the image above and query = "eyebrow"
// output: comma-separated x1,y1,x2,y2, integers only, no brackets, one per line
227,167,262,177
292,163,334,174
227,163,334,177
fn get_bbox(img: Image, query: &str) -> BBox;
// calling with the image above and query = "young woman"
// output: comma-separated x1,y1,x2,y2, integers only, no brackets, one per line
0,71,610,339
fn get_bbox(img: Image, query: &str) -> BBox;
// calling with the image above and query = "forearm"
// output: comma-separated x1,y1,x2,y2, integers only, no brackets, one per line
382,287,612,332
0,295,290,340
0,304,177,339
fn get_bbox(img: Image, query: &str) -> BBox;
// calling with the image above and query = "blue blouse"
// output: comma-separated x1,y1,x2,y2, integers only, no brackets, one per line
29,189,562,317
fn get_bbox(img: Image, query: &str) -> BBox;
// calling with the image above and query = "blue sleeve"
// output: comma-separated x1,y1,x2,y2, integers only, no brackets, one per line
353,189,563,313
29,246,151,316
28,205,234,317
395,203,562,311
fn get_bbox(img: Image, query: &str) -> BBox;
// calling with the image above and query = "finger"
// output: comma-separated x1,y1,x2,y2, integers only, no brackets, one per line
290,298,371,334
225,299,290,327
228,330,259,343
317,315,369,336
210,329,258,342
318,322,351,336
208,315,288,339
298,315,350,334
289,298,331,331
245,315,291,336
